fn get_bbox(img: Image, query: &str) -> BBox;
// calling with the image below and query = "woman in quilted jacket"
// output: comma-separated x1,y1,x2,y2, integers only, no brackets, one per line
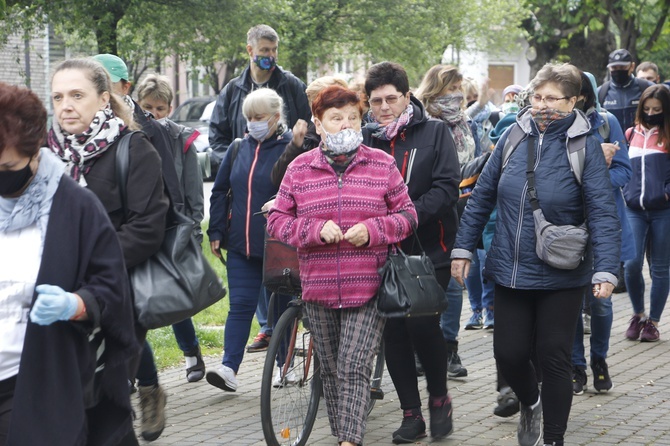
267,85,416,446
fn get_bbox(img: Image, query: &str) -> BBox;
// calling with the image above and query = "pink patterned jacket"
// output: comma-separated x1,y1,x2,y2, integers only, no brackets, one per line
267,145,417,308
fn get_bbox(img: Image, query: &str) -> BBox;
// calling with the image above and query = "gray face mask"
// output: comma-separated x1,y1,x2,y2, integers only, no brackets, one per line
323,128,363,155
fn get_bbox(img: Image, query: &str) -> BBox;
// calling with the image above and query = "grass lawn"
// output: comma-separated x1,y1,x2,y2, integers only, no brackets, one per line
146,220,260,370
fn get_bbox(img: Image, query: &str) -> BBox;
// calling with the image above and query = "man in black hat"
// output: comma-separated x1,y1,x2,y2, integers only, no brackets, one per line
597,49,654,131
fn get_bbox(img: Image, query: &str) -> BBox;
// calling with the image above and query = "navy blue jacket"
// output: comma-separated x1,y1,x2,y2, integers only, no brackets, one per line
362,96,461,269
598,75,653,133
452,108,621,289
209,128,293,259
209,66,310,165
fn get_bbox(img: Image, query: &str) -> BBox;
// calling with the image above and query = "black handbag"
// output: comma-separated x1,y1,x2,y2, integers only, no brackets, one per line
376,227,447,318
262,229,301,296
116,133,226,329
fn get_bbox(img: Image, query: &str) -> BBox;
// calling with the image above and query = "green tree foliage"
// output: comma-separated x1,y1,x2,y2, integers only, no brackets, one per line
522,0,670,82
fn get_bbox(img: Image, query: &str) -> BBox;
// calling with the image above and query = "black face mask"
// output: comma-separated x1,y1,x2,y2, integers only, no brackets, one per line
467,100,477,108
0,160,34,197
642,112,665,127
610,70,631,86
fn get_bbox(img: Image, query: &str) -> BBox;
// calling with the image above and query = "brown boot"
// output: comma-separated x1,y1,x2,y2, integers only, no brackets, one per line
138,383,167,441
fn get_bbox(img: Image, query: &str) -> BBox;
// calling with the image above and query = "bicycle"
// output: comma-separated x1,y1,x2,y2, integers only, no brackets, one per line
260,295,386,446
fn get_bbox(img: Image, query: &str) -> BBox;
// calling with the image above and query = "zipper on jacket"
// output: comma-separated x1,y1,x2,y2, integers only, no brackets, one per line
639,128,651,210
334,172,344,307
245,141,261,258
404,149,417,185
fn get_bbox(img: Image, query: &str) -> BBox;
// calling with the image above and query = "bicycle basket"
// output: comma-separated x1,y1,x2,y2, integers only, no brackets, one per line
262,229,302,295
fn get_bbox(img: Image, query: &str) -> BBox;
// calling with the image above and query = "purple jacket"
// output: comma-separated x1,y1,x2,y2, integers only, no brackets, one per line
267,145,417,308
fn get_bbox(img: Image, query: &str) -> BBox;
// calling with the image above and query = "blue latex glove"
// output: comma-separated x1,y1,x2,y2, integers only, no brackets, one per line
30,284,79,326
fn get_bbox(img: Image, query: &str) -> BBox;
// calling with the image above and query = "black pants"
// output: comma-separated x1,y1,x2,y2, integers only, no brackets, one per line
494,284,583,444
0,375,16,446
384,314,448,410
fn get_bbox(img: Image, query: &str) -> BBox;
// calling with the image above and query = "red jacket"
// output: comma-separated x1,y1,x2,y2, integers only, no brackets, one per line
267,145,417,308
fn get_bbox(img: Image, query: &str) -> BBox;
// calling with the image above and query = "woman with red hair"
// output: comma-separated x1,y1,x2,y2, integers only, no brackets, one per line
268,85,417,446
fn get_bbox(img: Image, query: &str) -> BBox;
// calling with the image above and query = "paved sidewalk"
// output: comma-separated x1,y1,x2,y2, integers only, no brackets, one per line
135,289,670,445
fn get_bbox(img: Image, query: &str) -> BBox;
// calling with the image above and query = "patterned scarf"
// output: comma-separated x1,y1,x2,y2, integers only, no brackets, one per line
0,149,63,240
530,108,573,133
431,94,476,166
47,107,126,186
321,142,358,172
367,103,414,141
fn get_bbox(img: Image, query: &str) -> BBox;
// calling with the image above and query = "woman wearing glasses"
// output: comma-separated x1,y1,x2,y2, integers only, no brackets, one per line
362,62,461,443
451,63,620,446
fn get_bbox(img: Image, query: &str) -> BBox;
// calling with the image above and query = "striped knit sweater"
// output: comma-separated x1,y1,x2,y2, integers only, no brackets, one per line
267,145,417,308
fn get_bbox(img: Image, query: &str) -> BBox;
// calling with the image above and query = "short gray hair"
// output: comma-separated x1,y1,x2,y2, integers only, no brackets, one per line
247,24,279,47
529,63,581,99
242,88,286,125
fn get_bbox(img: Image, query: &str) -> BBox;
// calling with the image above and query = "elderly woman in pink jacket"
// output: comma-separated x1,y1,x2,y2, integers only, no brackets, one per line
267,85,416,446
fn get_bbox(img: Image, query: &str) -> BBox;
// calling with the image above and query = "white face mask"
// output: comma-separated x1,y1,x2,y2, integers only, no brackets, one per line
247,118,276,141
323,128,363,155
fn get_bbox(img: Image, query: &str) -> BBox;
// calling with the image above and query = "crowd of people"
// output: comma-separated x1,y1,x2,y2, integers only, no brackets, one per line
1,19,669,446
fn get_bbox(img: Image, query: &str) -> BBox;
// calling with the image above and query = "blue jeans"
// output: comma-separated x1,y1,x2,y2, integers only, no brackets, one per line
624,207,670,322
464,249,495,313
172,318,199,355
572,289,612,368
256,287,272,336
440,277,464,342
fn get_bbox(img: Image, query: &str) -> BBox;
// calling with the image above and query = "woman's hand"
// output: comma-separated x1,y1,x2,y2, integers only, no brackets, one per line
593,282,615,299
291,119,308,149
210,239,221,258
320,220,344,244
344,223,369,247
451,259,471,286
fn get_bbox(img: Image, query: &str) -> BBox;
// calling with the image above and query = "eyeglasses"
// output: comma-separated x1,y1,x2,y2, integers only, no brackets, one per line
530,94,570,106
369,94,404,107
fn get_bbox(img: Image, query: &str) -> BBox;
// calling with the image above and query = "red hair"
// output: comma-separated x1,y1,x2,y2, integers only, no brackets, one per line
311,85,362,120
0,82,47,158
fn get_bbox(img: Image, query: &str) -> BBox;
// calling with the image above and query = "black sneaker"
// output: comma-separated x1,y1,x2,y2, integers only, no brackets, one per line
429,395,453,439
518,398,542,446
591,358,612,392
572,367,587,395
185,346,206,383
246,333,271,352
447,351,468,378
392,412,426,444
494,386,520,418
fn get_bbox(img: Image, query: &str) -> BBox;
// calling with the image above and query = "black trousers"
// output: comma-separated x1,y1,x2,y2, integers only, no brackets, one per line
384,314,448,410
494,284,583,444
0,375,16,446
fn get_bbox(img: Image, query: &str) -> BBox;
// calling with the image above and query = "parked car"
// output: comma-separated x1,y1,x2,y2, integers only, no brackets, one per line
171,96,216,180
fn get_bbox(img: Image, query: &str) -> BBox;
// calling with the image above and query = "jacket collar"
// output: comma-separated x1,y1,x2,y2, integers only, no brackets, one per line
516,106,591,138
236,65,287,92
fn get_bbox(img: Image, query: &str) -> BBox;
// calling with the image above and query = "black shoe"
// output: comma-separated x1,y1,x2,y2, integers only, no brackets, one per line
494,386,520,418
518,398,542,446
447,351,468,378
185,346,206,383
429,395,453,440
591,358,612,392
246,333,271,352
392,413,426,444
572,367,587,395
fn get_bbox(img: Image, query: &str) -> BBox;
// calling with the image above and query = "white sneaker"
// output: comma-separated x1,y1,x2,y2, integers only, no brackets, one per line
272,366,297,388
206,365,238,392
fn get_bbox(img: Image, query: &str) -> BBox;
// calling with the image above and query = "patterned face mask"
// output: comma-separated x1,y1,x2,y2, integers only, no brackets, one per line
530,108,573,133
253,55,276,71
323,128,363,155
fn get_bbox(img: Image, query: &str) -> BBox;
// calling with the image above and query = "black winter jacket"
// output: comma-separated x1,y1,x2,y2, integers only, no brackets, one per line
362,96,461,269
209,66,311,164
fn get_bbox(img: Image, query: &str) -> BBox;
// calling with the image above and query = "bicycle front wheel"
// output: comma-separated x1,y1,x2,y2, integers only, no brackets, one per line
261,303,321,446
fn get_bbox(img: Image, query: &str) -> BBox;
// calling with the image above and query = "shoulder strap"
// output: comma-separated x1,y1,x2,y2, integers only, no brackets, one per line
230,137,242,167
597,111,610,142
598,82,610,105
114,132,138,220
566,135,587,186
183,129,200,154
501,123,526,170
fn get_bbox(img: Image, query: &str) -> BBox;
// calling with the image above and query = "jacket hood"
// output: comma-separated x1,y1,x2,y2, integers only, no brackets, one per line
489,112,517,144
584,72,602,112
516,105,592,138
407,94,429,127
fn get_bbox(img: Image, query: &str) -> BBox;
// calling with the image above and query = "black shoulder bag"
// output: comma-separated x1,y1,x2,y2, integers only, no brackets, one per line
116,132,227,329
376,224,447,318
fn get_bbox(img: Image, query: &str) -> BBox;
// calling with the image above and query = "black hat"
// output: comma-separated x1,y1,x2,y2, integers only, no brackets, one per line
607,49,633,68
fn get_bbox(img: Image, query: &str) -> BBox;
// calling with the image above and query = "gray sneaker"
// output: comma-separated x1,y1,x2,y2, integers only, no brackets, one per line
446,351,468,378
518,398,542,446
138,383,167,441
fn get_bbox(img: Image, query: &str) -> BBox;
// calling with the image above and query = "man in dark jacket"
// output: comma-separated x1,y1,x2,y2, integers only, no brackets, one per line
598,49,653,132
209,24,311,173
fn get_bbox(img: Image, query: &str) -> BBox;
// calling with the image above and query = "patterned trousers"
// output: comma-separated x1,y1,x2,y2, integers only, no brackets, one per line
305,299,385,445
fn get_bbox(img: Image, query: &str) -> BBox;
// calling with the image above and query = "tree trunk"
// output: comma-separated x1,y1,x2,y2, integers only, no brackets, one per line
564,28,616,84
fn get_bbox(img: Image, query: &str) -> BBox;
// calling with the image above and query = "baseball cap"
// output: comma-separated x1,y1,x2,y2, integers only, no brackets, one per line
92,54,129,82
607,49,633,68
502,84,523,98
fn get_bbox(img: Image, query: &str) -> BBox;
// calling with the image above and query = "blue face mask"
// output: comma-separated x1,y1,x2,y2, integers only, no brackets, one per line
247,120,272,141
253,55,276,71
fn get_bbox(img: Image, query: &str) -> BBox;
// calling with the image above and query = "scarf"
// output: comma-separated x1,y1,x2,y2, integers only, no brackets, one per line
0,148,64,241
321,142,358,172
367,103,413,141
47,107,126,186
530,108,573,133
431,95,476,166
